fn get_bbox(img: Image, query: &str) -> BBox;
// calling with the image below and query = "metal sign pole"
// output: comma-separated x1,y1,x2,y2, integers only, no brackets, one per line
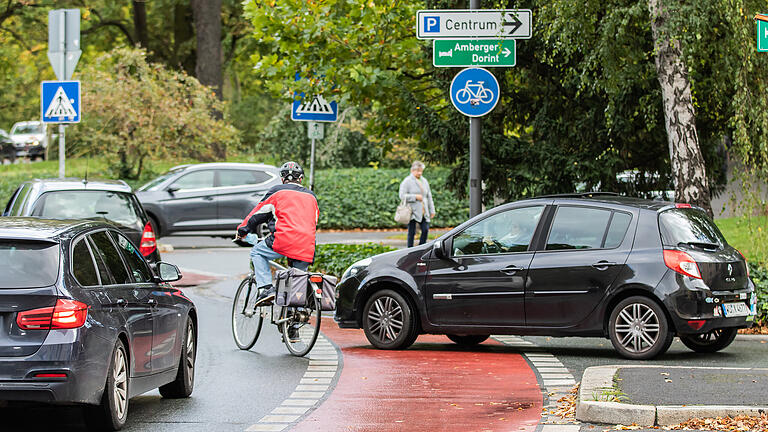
309,137,316,191
469,0,482,217
58,124,65,178
58,16,66,179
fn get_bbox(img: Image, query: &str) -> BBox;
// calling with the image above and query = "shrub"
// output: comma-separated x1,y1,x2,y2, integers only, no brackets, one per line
750,263,768,326
308,243,397,277
314,167,468,229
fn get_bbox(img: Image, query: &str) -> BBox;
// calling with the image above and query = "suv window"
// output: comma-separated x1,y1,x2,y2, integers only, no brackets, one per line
452,206,544,256
72,239,100,286
111,232,152,283
89,231,131,284
659,208,726,247
218,169,271,187
171,170,215,191
0,240,60,288
30,191,142,227
546,206,612,250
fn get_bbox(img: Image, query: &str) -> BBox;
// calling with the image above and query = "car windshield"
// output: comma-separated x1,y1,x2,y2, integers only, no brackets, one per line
30,191,142,227
658,208,726,248
0,240,60,288
11,124,42,135
137,170,181,191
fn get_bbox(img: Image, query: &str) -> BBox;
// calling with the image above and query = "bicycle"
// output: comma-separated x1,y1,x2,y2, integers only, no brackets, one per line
231,260,324,356
455,80,494,105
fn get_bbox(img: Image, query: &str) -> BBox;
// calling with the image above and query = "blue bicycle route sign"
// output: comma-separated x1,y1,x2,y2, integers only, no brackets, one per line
449,68,499,117
41,80,80,123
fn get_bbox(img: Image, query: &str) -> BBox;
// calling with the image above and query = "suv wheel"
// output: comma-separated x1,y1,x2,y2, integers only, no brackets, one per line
447,334,489,346
608,296,673,360
85,339,129,431
679,328,738,353
362,289,417,350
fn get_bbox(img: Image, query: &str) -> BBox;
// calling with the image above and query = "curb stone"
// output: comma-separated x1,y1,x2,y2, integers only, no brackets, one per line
576,365,768,427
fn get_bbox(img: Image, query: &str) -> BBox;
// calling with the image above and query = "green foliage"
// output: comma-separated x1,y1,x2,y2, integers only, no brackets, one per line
314,167,468,229
307,243,396,277
68,47,240,179
749,263,768,326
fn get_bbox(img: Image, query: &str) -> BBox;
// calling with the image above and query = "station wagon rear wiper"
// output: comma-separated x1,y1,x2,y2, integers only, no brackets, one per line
678,241,720,250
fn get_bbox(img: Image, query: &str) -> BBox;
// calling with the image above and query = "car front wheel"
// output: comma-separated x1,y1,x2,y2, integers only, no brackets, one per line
608,296,674,360
679,328,738,353
85,339,129,431
362,289,417,350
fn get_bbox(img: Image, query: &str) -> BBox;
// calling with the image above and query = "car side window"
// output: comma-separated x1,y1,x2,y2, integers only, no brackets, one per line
89,231,131,284
217,169,271,187
604,212,632,248
546,206,613,250
8,184,31,216
111,231,153,283
72,239,100,287
87,237,115,284
452,206,544,256
170,170,215,191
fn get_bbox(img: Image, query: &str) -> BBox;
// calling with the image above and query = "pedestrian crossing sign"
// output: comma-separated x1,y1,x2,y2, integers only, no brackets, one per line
41,80,80,123
291,93,338,122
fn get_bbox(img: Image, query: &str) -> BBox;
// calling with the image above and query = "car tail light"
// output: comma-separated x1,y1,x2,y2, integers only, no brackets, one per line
140,222,157,257
663,249,702,279
736,249,750,277
687,320,706,330
17,299,89,330
34,373,67,378
675,203,692,208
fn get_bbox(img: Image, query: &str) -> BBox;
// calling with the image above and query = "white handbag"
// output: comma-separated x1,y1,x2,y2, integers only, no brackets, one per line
394,197,412,225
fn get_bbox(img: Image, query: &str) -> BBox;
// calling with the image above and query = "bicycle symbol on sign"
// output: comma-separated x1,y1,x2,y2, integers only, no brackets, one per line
455,80,494,105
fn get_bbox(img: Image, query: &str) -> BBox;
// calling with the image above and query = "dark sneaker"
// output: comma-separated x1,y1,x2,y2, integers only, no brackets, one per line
253,286,276,307
287,326,300,343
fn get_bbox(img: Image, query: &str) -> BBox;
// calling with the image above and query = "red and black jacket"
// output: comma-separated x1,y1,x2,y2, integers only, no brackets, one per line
237,183,319,263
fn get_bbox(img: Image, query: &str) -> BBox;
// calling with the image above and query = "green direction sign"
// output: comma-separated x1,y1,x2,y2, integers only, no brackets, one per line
433,39,515,68
758,18,768,52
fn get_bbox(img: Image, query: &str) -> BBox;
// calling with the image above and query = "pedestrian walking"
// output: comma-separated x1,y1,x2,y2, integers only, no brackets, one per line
398,161,436,247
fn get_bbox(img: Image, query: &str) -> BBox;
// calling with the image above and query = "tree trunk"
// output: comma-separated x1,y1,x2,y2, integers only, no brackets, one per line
191,0,223,100
132,1,149,49
648,0,712,215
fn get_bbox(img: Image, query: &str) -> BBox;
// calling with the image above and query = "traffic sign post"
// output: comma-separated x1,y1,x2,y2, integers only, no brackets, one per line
433,39,515,67
306,122,325,190
417,9,531,40
47,8,81,179
41,81,80,123
450,68,500,117
290,85,338,191
757,14,768,52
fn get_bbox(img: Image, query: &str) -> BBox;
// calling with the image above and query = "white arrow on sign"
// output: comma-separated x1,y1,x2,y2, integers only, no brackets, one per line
502,47,512,57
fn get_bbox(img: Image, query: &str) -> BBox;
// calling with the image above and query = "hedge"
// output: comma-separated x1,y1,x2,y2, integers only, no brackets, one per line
314,167,468,229
272,243,397,278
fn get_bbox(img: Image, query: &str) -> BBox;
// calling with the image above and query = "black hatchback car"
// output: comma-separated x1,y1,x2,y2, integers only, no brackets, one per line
0,218,196,431
335,194,757,360
3,178,161,265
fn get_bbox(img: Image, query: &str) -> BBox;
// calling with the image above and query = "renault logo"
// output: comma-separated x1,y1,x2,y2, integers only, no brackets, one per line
728,264,733,276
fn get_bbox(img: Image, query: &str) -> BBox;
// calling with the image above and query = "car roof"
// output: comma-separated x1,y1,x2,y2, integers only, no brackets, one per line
168,162,279,172
23,178,133,194
521,193,674,211
0,217,108,241
11,120,42,128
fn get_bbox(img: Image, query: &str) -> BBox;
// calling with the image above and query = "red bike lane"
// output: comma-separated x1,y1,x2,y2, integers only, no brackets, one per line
293,320,543,432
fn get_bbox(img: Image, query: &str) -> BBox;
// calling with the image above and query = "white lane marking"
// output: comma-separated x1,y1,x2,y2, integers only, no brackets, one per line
259,414,301,423
307,365,337,371
245,424,287,432
296,384,330,391
272,406,311,415
304,371,336,378
281,399,318,406
540,425,581,432
300,378,332,384
290,391,326,399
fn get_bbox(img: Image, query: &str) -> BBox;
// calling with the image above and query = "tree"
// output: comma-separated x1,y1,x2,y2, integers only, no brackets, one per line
191,0,223,99
648,0,712,214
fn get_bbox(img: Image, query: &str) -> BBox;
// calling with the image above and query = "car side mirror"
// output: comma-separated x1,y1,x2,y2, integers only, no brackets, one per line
157,262,182,282
166,186,180,194
433,239,450,260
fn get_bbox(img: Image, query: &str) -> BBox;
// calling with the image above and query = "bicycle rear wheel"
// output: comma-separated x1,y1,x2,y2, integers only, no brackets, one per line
232,277,264,350
282,295,321,357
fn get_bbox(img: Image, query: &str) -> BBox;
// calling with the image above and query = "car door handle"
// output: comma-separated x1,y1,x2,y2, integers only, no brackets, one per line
116,298,127,308
591,261,618,270
147,298,157,306
202,196,214,201
501,265,524,275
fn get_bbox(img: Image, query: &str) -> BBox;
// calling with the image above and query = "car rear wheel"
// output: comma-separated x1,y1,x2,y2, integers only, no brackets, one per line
447,334,489,346
362,289,417,350
85,339,129,431
679,328,738,353
608,296,673,360
159,317,196,398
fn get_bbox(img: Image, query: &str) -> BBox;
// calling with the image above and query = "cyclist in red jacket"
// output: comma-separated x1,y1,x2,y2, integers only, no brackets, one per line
236,161,319,306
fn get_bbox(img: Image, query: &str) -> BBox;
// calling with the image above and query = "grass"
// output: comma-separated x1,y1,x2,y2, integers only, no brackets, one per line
715,215,768,265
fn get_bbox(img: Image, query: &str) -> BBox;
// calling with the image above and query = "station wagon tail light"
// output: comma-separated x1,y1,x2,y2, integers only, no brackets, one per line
675,203,692,208
663,249,702,279
140,222,157,257
736,249,750,277
17,299,89,330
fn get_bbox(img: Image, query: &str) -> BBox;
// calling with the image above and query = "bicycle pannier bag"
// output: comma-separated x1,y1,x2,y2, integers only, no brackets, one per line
320,275,337,312
394,197,412,225
275,268,309,307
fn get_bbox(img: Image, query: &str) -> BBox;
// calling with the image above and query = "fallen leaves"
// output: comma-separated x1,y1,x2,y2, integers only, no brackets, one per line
553,383,580,419
668,413,768,431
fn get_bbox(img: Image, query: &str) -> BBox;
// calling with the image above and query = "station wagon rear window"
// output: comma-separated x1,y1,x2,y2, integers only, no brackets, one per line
30,191,142,228
659,208,726,248
0,240,60,288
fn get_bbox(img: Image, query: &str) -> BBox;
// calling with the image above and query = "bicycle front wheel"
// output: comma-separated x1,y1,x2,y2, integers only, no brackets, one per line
232,277,264,350
282,295,322,357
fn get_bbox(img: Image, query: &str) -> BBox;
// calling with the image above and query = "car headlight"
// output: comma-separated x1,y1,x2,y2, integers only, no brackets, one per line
341,257,372,281
31,140,39,146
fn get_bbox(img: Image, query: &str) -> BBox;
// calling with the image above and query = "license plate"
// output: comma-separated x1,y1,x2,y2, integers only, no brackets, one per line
722,302,750,317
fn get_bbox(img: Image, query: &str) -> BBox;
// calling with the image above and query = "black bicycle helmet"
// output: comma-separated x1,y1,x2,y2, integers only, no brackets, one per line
280,161,304,182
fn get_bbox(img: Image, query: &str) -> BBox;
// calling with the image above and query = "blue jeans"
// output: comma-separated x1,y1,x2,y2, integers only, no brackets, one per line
250,240,309,288
407,219,429,247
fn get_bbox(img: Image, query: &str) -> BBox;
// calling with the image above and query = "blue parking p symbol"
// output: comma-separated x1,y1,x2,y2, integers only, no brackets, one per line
424,16,440,33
